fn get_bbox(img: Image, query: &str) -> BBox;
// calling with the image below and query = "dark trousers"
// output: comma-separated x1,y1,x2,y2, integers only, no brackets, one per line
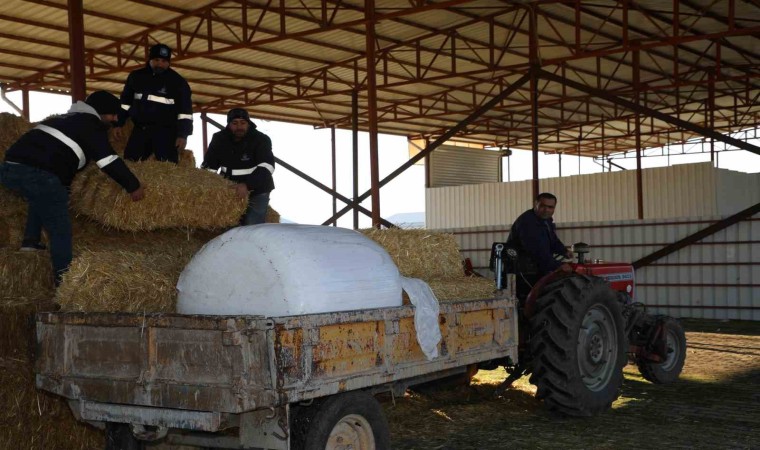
0,162,72,286
242,192,270,225
124,124,178,163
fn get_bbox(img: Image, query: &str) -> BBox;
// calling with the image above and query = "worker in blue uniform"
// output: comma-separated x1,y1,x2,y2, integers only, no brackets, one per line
0,91,145,286
201,108,275,225
115,43,193,164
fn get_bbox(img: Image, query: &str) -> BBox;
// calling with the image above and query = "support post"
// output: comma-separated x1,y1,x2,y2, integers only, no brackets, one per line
352,89,359,230
331,125,337,226
67,0,86,102
201,112,209,155
21,89,30,120
365,0,381,228
633,48,644,220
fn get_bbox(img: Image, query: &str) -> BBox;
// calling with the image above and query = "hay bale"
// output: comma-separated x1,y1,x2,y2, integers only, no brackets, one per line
0,187,27,248
70,161,247,231
266,205,280,223
178,148,196,168
0,249,54,299
0,300,102,448
55,248,197,313
362,229,463,279
108,117,132,156
0,112,32,160
427,276,496,302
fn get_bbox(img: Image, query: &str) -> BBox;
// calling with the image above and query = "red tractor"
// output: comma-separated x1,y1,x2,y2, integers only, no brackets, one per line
490,242,687,416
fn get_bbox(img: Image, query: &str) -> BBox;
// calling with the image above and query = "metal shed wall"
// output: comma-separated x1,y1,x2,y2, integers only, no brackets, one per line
429,146,502,188
426,162,759,229
438,213,760,321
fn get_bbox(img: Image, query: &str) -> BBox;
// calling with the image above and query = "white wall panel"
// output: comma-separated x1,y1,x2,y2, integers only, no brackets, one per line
438,213,760,321
426,162,759,229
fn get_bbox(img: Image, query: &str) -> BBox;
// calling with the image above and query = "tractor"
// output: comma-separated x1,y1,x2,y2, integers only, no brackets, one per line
489,241,687,417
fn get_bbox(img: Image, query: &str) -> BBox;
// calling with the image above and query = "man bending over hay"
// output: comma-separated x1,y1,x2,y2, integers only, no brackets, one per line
0,91,145,286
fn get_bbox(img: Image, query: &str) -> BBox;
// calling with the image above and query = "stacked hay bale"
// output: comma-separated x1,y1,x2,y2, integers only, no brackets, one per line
362,228,495,301
0,111,281,447
70,161,246,231
109,119,197,168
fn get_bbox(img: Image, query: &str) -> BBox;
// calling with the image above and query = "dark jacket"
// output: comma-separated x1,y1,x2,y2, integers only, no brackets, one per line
201,123,275,195
117,64,193,138
506,208,567,275
4,102,140,192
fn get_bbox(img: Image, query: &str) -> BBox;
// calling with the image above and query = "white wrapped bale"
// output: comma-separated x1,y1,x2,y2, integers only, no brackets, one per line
177,224,402,316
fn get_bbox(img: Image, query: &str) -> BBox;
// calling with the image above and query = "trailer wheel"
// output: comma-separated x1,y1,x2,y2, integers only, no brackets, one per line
295,391,390,450
637,317,686,384
528,275,627,417
104,423,143,450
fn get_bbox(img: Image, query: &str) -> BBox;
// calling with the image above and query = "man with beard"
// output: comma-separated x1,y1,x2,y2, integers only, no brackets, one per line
201,108,275,225
115,43,193,163
0,91,145,286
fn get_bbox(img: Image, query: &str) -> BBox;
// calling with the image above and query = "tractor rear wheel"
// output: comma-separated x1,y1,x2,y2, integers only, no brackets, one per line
636,317,686,384
528,275,627,416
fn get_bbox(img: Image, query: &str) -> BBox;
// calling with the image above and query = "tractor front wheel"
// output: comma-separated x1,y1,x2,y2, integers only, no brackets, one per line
528,275,627,417
637,317,686,384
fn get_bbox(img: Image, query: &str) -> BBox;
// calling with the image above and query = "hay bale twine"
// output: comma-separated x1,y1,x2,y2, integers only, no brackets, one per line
70,161,247,231
0,113,32,160
361,229,463,280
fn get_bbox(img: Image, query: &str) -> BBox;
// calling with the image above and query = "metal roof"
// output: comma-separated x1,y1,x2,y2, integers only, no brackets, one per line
0,0,758,157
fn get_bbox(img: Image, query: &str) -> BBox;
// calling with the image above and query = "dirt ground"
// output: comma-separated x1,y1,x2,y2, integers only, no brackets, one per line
384,319,760,450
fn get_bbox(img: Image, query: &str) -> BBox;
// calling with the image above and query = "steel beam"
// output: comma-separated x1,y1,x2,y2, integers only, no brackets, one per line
537,69,760,156
321,72,531,226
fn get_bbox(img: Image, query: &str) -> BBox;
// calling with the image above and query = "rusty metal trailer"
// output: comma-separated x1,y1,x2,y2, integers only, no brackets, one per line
36,295,517,449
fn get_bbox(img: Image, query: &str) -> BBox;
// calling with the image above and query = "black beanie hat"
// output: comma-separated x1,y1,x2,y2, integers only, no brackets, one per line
85,91,120,115
227,108,250,124
149,43,172,61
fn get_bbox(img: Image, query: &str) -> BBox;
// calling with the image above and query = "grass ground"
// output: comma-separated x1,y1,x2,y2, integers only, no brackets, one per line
384,319,760,449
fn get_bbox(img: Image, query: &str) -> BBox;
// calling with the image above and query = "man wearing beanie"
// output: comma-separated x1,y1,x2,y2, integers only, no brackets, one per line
0,91,145,286
201,108,274,225
115,43,193,164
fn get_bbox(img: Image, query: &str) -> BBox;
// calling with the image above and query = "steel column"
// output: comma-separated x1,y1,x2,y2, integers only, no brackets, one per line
201,112,209,155
321,73,531,226
67,0,86,101
529,6,539,200
21,88,29,120
351,89,359,229
331,125,337,226
633,48,644,219
365,0,381,228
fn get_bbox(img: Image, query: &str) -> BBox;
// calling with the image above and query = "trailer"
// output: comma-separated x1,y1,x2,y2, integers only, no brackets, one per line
36,294,517,450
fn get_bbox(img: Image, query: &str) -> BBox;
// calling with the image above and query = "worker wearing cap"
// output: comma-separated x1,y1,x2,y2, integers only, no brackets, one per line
201,108,274,225
0,91,146,286
115,43,193,164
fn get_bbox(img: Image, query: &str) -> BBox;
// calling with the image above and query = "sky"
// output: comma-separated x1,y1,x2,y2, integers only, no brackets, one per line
2,90,758,227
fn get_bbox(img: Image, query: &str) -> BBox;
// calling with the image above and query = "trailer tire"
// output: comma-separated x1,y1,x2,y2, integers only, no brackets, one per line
637,317,686,384
528,274,627,417
104,423,143,450
294,391,390,450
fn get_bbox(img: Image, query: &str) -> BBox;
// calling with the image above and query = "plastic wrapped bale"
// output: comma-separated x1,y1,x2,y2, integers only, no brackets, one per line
177,224,403,316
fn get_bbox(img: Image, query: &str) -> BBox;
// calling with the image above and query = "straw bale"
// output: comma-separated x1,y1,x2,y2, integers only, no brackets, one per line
0,112,32,160
108,117,132,156
266,205,281,223
0,249,54,299
0,300,102,448
55,246,201,313
362,229,463,279
178,148,196,168
0,187,27,247
70,161,247,231
427,276,496,302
